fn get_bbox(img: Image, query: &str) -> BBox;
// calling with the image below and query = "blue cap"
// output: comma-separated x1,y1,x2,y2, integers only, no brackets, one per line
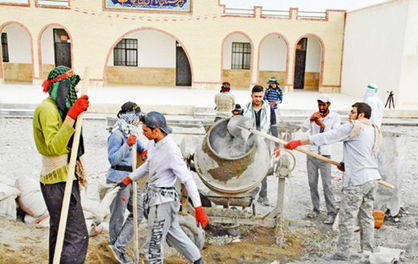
141,111,172,134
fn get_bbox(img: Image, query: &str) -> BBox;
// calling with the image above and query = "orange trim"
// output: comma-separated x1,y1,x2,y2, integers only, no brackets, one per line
0,2,30,7
0,21,34,81
38,23,74,80
103,27,194,86
220,31,254,87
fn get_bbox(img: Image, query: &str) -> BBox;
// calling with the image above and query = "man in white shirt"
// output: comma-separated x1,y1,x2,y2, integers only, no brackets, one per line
285,102,382,261
116,111,208,264
363,83,384,127
301,94,340,224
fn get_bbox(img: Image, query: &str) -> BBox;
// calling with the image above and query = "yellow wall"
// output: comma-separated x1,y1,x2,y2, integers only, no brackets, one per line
0,1,345,92
222,69,251,89
106,66,175,86
259,71,286,88
3,63,32,82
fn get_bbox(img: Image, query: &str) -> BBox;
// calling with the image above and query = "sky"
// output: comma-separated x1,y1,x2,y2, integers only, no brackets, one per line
220,0,391,12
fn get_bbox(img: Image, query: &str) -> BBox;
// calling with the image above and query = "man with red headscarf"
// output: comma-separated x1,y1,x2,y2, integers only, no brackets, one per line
214,82,235,122
33,65,90,264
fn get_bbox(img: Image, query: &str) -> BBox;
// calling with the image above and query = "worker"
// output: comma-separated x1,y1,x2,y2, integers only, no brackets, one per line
243,85,280,206
301,94,340,224
363,83,384,127
285,102,382,261
116,111,208,264
107,102,146,264
214,82,235,122
33,65,89,264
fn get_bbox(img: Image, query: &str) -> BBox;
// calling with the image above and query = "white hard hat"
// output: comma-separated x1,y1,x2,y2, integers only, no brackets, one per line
317,94,331,103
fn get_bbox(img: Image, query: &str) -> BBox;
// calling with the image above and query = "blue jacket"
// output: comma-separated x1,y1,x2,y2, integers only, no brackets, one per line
106,129,146,183
264,86,283,109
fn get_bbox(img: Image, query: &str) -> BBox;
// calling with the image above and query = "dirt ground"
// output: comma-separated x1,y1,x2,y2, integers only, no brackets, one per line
0,118,417,263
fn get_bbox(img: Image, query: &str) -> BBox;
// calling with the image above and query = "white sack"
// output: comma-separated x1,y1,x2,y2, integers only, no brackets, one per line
16,177,48,217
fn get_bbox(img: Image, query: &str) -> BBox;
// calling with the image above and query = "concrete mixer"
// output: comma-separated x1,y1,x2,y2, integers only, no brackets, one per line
183,117,297,228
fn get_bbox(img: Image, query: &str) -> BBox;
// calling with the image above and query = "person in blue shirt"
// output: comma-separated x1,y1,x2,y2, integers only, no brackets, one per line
264,77,283,115
107,101,146,264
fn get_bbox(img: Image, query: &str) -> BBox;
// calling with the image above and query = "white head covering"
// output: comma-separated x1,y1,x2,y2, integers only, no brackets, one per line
317,94,331,103
363,83,384,127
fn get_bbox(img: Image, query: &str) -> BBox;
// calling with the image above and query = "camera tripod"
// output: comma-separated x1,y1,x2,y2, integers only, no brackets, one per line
385,91,395,109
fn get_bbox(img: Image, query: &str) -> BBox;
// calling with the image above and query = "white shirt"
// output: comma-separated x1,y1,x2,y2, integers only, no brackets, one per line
364,95,384,128
301,111,341,155
129,135,201,207
309,123,381,187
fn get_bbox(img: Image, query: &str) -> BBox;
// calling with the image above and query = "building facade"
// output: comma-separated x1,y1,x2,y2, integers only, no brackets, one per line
0,0,346,92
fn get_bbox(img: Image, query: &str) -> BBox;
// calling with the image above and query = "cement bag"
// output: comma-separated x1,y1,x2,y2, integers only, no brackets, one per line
15,176,48,217
375,131,407,216
24,214,49,228
0,183,20,220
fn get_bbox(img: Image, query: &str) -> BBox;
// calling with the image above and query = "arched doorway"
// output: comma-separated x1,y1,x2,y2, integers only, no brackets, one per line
221,32,253,89
293,35,323,90
258,33,288,88
0,22,33,82
39,24,72,79
104,28,192,87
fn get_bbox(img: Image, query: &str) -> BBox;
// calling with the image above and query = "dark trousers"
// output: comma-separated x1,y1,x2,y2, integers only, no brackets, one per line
40,181,88,264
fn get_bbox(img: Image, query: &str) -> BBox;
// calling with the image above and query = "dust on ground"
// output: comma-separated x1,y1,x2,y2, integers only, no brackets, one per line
0,118,417,263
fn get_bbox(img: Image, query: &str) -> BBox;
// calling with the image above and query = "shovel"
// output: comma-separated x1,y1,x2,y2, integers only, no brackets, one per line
226,116,394,190
131,143,139,264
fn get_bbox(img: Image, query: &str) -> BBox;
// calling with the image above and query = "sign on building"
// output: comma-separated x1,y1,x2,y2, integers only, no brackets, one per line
105,0,191,12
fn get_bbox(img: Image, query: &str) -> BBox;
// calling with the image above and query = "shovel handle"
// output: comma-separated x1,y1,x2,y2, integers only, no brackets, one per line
248,128,394,189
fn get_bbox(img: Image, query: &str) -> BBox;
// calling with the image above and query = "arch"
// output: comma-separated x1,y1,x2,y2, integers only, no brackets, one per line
0,21,34,81
220,31,254,88
292,33,325,90
103,27,194,86
257,32,290,87
38,23,74,80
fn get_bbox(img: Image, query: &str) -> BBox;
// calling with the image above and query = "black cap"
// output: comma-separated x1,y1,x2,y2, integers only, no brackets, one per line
118,101,141,117
141,111,172,134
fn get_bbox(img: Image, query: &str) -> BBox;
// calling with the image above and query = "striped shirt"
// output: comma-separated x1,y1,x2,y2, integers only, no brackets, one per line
263,87,283,109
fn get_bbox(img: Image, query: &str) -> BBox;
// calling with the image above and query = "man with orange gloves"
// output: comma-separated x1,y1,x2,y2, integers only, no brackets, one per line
285,103,382,261
116,111,208,264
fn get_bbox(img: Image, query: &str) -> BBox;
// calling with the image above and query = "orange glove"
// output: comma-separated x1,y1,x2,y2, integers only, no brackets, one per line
127,135,137,146
142,150,148,161
284,140,301,150
67,95,89,119
273,146,281,157
116,176,132,189
268,102,275,107
195,206,209,228
337,162,345,172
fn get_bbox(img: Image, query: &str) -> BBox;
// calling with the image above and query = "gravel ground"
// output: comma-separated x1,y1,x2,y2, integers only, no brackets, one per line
0,118,417,263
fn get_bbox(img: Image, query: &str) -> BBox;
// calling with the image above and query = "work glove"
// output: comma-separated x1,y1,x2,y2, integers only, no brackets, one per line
337,162,345,172
67,95,89,119
284,140,301,150
141,150,148,161
115,176,132,190
273,146,281,157
195,206,209,229
127,135,137,147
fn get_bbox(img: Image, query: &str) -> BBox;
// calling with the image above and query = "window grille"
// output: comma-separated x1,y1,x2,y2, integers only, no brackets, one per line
1,33,9,63
114,39,138,67
231,42,251,70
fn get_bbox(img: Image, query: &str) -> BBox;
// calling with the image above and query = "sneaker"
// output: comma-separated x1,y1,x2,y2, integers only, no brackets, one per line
108,245,133,264
306,210,320,219
324,253,349,261
257,196,270,206
323,214,336,224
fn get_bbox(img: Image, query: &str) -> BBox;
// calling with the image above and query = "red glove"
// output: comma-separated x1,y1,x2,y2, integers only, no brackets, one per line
127,135,137,146
67,95,89,119
195,206,209,229
142,150,148,161
337,162,345,172
115,176,132,189
273,146,281,157
285,140,301,150
268,102,275,107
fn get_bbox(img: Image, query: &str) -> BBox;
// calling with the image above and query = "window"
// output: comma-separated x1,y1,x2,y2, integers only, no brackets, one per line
0,0,28,5
231,42,251,70
114,39,138,67
37,0,69,7
1,33,9,63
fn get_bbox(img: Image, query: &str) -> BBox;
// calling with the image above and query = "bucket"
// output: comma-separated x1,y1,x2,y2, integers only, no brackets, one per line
194,118,270,194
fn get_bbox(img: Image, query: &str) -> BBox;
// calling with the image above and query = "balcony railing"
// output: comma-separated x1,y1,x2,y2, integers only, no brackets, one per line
224,7,327,20
0,0,29,5
37,0,69,7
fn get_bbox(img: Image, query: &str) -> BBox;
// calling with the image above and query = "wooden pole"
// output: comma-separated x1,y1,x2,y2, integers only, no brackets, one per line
131,143,139,264
53,70,89,264
247,128,394,189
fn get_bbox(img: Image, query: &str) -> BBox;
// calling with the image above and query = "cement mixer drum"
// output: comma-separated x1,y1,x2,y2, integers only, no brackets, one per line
194,118,270,194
